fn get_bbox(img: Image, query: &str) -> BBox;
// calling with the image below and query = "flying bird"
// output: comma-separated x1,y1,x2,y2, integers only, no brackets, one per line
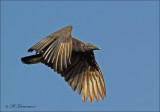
21,26,106,103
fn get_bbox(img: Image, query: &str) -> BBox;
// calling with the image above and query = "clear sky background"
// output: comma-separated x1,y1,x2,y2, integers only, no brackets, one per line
1,1,159,111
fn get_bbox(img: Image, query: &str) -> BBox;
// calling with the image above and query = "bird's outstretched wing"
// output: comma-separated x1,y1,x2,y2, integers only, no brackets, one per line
61,52,106,103
28,26,73,72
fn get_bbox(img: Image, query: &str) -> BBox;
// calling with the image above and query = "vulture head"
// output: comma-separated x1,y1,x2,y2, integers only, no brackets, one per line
84,43,101,51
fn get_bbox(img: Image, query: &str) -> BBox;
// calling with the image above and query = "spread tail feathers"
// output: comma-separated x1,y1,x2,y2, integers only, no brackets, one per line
21,54,42,64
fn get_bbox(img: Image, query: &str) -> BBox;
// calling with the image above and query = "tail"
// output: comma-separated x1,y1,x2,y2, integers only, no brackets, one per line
21,54,42,64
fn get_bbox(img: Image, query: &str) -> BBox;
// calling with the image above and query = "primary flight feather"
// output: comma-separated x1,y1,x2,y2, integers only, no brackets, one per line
21,26,106,103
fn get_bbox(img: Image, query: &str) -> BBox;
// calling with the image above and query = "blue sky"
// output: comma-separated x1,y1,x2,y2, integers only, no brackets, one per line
1,1,159,111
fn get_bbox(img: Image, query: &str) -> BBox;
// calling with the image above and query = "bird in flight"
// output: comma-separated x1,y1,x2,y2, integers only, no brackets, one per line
21,26,106,103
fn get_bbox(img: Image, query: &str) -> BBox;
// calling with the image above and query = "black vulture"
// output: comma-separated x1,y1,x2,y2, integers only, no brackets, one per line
21,26,106,103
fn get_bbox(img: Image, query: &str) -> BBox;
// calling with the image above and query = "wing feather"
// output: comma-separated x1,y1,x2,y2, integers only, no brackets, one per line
59,44,64,72
47,43,58,63
87,69,93,103
58,44,64,72
68,63,80,86
71,62,83,91
82,69,88,102
90,72,99,102
29,26,73,73
68,40,72,64
66,43,70,64
94,71,104,100
65,43,68,62
63,44,67,69
99,74,106,97
43,40,58,62
64,66,75,82
60,51,106,103
51,44,60,63
38,37,55,52
55,44,63,71
67,62,81,86
76,65,84,95
29,36,54,52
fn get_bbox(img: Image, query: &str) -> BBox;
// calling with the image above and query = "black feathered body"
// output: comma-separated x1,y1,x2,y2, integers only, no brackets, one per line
21,26,106,103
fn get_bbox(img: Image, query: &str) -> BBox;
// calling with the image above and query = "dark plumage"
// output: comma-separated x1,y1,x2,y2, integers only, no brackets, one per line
21,26,106,103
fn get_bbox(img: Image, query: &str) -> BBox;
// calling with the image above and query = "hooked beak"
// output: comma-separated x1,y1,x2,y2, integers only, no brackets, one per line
93,46,101,50
96,47,101,50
